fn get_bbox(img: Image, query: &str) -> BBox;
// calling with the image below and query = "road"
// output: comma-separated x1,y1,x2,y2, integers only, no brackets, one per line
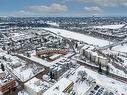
98,38,127,50
15,54,49,80
4,54,49,95
73,58,127,84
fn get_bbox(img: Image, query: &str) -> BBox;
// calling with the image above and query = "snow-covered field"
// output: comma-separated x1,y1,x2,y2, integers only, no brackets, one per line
13,65,44,82
93,24,125,29
42,28,111,47
109,64,127,78
112,44,127,53
13,67,34,82
67,67,92,95
76,66,127,95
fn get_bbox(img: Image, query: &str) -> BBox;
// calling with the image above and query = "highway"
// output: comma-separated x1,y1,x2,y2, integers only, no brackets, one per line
97,24,127,50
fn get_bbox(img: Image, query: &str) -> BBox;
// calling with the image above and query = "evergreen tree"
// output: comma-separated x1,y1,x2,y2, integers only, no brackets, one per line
75,42,77,48
106,65,109,75
1,63,5,71
26,52,30,57
2,46,6,50
98,63,102,73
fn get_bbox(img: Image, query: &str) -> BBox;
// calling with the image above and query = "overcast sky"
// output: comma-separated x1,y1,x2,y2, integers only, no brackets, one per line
0,0,127,17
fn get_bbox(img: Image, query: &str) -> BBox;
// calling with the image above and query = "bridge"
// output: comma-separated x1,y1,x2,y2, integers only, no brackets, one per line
96,23,127,50
97,38,127,50
118,24,127,29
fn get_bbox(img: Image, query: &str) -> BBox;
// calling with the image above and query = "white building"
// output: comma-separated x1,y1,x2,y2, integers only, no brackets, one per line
43,78,74,95
81,46,108,66
24,77,51,95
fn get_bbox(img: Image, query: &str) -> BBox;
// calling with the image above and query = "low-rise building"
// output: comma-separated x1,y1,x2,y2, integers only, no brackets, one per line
49,60,73,79
36,48,68,56
81,46,108,66
24,77,51,95
0,69,5,79
48,54,62,62
44,78,74,95
0,71,16,94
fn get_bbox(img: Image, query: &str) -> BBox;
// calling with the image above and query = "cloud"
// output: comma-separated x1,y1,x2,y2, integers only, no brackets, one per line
27,3,68,13
122,2,127,6
79,0,127,7
14,3,68,16
18,10,32,15
84,6,103,15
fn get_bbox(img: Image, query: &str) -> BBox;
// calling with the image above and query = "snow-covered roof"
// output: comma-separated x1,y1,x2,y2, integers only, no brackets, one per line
25,77,50,93
0,71,14,86
44,78,73,95
82,46,107,60
18,51,73,67
25,77,42,92
49,54,61,59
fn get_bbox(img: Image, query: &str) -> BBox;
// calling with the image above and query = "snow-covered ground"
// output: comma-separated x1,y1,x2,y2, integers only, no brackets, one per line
13,67,34,82
76,66,127,95
0,50,44,82
93,24,125,29
73,81,91,95
67,67,92,95
109,64,127,78
12,65,44,82
42,28,111,47
112,44,127,53
18,90,30,95
47,22,59,27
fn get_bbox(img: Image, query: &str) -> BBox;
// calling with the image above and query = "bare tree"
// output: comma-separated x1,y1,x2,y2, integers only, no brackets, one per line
77,70,87,82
